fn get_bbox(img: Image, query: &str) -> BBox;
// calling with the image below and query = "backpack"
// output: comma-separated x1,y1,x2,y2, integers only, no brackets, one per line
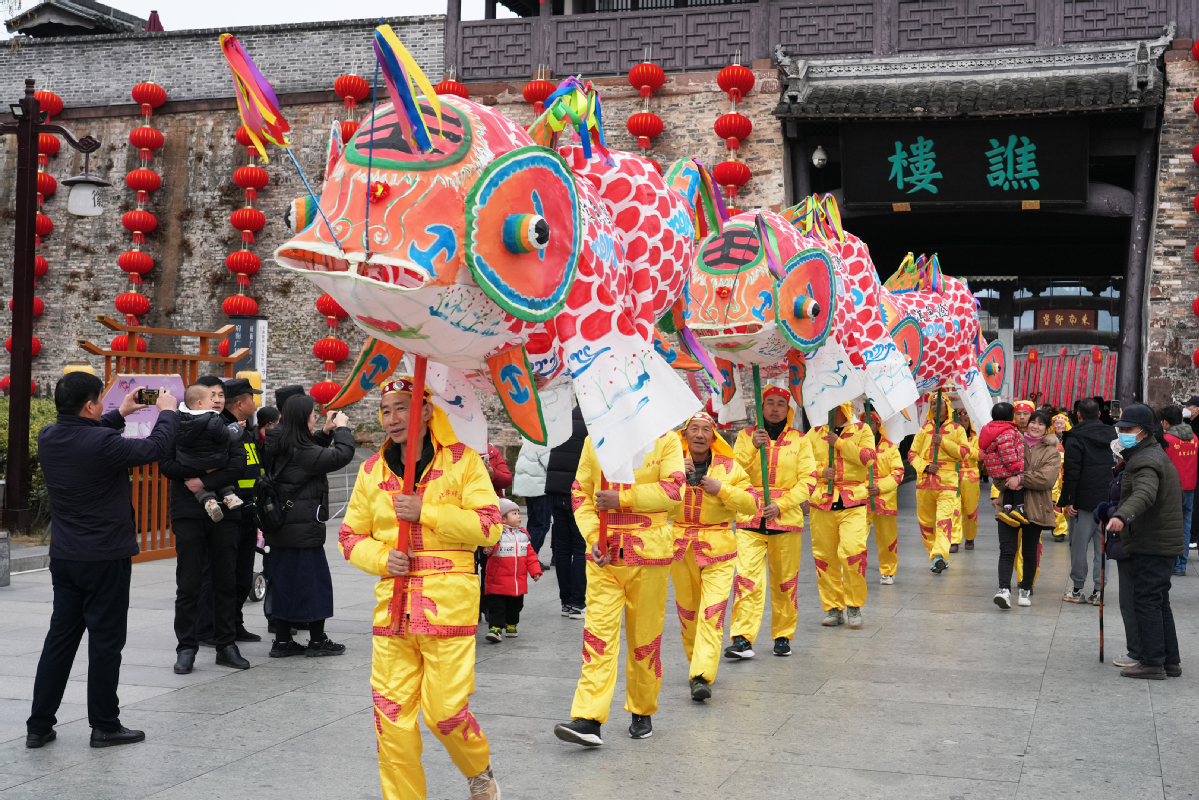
254,454,302,533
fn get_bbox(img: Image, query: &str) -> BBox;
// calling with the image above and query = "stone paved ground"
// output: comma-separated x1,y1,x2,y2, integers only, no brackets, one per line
1,482,1197,800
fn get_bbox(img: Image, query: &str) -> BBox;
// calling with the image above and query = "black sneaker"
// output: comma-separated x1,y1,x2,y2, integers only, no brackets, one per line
931,556,947,574
25,730,55,748
724,635,754,659
948,543,959,553
629,713,653,739
773,637,792,657
269,641,306,658
553,718,603,747
307,637,347,657
235,626,262,643
561,605,573,617
1053,534,1066,542
690,677,712,701
964,540,975,550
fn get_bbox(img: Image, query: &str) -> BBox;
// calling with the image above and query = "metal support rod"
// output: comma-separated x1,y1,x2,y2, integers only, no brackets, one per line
752,365,770,506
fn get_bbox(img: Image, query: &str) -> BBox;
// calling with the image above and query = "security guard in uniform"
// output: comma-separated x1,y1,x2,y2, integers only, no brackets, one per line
220,378,264,640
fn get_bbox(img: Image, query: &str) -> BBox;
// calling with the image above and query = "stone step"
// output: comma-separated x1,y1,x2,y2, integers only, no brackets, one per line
11,544,49,573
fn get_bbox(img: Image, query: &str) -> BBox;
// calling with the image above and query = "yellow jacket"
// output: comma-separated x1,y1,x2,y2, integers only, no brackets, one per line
958,430,981,483
572,433,686,565
805,413,876,510
339,428,502,637
733,424,816,532
909,415,973,491
669,447,756,565
867,435,905,515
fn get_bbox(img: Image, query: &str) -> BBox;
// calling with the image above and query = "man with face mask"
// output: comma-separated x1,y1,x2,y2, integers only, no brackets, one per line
1108,403,1184,680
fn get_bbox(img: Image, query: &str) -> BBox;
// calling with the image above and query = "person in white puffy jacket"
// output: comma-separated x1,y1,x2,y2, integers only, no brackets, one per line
513,440,551,564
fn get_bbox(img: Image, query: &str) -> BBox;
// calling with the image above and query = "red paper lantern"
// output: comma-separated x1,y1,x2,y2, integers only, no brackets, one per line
223,294,259,316
310,381,342,405
34,255,48,277
0,377,37,396
225,250,261,276
118,250,154,275
6,336,41,356
37,171,56,197
129,126,165,152
37,133,60,157
1193,142,1199,165
1028,348,1039,362
1193,94,1199,116
122,209,158,236
235,126,255,147
717,64,755,104
435,79,469,99
523,79,555,114
1193,297,1199,317
313,336,350,363
340,120,359,143
234,165,269,191
714,112,753,150
646,157,662,175
1193,194,1199,214
626,112,663,150
1092,346,1103,364
316,294,348,319
114,291,150,317
217,338,231,357
110,334,147,353
35,212,52,237
230,207,266,235
712,160,751,197
334,74,370,108
1193,348,1199,368
10,297,45,316
1059,347,1068,357
131,82,167,111
126,168,161,194
34,90,62,118
627,62,665,99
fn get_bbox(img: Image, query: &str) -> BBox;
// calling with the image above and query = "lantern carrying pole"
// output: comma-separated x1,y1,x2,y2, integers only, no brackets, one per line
283,148,345,254
388,355,427,633
752,365,771,506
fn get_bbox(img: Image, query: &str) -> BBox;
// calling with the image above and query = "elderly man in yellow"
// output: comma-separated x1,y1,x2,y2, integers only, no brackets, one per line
725,385,815,659
337,378,503,800
951,409,982,553
909,393,972,575
807,401,876,629
865,411,905,585
668,411,756,702
553,432,685,747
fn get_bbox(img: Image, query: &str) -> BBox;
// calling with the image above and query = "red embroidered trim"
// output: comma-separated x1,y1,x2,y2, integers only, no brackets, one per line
888,538,898,552
937,517,954,542
373,688,401,725
813,557,829,573
571,480,585,512
582,628,608,664
364,452,381,473
696,550,737,567
662,472,685,502
733,574,755,602
858,447,877,465
607,512,653,527
780,572,799,610
476,505,502,538
435,703,482,741
713,454,733,471
633,634,663,678
448,442,467,464
682,485,703,525
847,549,868,577
408,555,456,572
676,602,696,623
704,598,728,632
379,474,401,492
337,524,367,560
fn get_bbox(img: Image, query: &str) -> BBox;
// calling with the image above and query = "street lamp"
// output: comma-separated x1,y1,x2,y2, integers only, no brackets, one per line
0,78,104,533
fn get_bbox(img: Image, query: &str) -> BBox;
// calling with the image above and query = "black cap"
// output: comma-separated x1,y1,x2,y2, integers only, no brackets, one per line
1113,402,1155,431
274,384,306,410
223,378,263,401
1186,396,1199,408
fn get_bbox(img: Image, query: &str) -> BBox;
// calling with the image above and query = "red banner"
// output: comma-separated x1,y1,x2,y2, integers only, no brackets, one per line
1011,353,1117,407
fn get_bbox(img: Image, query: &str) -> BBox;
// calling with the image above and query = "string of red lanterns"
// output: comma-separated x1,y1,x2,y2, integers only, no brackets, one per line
523,65,555,116
112,82,166,350
712,57,755,204
435,67,469,100
626,60,664,173
221,126,266,330
1192,42,1199,369
310,294,350,405
334,74,370,144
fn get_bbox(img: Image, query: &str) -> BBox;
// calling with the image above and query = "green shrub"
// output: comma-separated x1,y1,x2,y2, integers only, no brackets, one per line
0,397,59,533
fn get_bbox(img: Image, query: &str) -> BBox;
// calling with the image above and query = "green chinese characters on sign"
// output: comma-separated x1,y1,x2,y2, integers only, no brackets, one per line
986,135,1040,191
888,136,942,194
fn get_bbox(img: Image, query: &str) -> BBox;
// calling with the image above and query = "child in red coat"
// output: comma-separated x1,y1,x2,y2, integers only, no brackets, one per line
483,498,542,642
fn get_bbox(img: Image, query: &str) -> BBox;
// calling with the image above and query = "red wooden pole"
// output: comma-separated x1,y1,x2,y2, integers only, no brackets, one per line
390,355,428,633
598,475,609,558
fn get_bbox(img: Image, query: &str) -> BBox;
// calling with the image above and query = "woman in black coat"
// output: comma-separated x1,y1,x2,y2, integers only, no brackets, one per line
263,395,356,657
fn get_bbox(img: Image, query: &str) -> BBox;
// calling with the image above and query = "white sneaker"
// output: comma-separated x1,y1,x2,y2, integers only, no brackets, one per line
1191,542,1197,550
822,609,844,626
568,606,585,620
879,574,894,585
845,607,863,629
204,498,224,522
223,494,244,510
993,588,1011,609
467,765,501,799
1018,589,1032,607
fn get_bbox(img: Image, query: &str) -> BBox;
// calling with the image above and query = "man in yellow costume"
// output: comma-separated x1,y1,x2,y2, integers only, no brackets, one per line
952,409,982,552
865,410,905,584
553,431,685,746
807,401,876,629
909,392,972,574
726,385,814,658
669,411,756,701
338,378,503,800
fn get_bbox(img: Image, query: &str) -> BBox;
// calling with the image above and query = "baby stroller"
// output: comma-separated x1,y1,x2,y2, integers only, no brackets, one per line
248,529,267,602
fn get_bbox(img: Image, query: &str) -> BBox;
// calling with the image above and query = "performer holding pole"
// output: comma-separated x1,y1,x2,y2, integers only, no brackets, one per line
806,402,876,629
953,409,982,552
554,432,685,747
909,391,971,574
338,373,504,800
726,385,815,659
866,409,905,584
669,412,756,701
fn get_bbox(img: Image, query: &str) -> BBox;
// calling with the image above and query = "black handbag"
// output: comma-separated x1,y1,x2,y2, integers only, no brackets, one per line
254,455,301,533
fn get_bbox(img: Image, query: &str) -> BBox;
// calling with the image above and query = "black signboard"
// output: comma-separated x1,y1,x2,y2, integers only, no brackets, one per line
840,118,1089,208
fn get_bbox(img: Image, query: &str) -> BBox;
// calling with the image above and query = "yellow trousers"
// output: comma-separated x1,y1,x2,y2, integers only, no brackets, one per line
916,488,958,562
1015,530,1043,587
729,530,802,642
570,560,669,723
372,633,490,800
869,512,898,576
1053,509,1071,539
671,548,735,684
810,506,869,611
957,480,980,543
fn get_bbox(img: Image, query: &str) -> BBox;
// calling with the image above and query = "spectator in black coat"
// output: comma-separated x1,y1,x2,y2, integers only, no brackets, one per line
263,395,356,658
547,403,588,618
1060,398,1117,603
26,373,177,750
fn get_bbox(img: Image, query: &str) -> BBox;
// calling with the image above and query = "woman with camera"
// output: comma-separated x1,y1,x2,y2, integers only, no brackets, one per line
263,395,357,657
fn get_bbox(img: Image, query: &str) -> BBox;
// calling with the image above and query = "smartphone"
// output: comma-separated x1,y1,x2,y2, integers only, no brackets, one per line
136,388,159,405
1109,400,1122,420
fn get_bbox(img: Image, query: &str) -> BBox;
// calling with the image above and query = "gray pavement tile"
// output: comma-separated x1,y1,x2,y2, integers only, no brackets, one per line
815,661,1045,710
720,761,1019,800
1015,765,1165,800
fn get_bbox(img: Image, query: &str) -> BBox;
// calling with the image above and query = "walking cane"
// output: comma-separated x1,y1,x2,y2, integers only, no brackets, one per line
389,355,428,633
1099,521,1106,663
752,365,772,506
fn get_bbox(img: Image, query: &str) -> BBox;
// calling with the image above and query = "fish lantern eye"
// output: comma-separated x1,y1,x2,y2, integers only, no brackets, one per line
503,214,550,254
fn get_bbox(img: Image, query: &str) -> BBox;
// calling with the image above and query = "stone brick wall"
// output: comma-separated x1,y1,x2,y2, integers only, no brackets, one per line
1148,55,1199,407
0,16,444,108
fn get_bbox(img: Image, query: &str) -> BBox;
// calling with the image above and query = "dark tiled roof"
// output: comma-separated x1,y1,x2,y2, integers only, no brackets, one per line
776,72,1163,119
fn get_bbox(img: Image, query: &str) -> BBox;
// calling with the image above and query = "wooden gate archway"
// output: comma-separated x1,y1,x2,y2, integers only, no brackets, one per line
78,316,249,563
